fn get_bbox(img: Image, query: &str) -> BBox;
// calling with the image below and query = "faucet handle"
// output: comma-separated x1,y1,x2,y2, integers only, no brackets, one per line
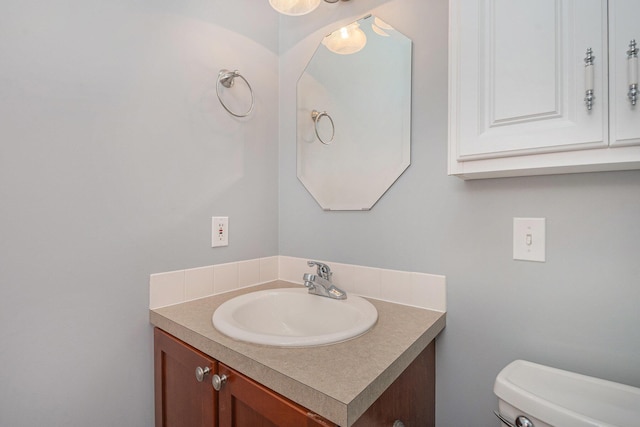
307,261,332,280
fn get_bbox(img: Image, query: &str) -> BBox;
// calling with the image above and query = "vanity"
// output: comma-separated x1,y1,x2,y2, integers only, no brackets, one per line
150,280,445,427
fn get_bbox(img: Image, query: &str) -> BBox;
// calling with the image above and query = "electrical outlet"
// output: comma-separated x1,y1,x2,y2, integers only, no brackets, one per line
513,218,545,262
212,217,229,247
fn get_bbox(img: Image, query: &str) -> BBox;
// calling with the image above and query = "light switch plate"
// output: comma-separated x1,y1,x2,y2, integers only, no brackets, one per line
513,218,546,262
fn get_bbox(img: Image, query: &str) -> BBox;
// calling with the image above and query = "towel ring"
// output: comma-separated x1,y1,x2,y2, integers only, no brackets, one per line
311,110,335,145
216,69,255,118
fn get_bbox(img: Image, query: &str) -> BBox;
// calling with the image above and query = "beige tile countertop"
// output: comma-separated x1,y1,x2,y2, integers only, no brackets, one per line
149,280,446,427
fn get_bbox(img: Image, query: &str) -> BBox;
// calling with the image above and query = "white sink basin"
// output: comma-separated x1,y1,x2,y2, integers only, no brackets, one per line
212,288,378,347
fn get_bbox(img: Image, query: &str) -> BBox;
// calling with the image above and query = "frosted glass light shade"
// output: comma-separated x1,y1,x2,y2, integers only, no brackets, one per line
322,23,367,55
269,0,321,16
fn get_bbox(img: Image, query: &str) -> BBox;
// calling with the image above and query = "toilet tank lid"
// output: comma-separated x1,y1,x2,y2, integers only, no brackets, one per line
494,360,640,427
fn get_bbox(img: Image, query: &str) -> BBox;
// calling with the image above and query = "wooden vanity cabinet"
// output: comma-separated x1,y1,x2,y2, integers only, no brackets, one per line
217,362,336,427
154,328,218,427
154,327,435,427
352,341,435,427
154,328,335,427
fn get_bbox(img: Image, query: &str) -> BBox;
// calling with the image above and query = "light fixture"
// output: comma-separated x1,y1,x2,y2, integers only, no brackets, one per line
322,21,366,55
372,16,394,37
269,0,350,16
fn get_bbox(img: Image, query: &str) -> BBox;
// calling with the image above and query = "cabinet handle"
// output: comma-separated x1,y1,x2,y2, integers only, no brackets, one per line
392,421,405,427
584,48,595,110
212,374,228,391
628,39,638,106
195,366,211,382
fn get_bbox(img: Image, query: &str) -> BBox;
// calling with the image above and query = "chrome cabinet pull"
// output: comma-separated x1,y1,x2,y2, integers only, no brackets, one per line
392,421,405,427
584,48,595,110
212,374,228,391
627,40,638,106
195,366,211,382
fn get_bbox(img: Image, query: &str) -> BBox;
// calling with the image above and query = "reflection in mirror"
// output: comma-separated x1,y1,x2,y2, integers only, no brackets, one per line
322,21,367,55
297,15,412,210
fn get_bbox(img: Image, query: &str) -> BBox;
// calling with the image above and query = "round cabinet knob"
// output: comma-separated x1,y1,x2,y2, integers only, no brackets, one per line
392,421,405,427
195,366,211,382
212,374,228,391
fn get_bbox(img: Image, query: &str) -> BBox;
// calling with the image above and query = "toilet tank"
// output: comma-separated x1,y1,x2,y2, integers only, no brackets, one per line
493,360,640,427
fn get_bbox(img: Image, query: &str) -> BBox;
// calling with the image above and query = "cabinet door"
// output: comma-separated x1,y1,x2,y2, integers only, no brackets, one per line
217,363,336,427
609,0,640,147
352,341,435,427
450,0,608,160
154,328,217,427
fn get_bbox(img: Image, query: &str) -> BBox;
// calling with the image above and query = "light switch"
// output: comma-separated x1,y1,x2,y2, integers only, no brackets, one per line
513,218,546,262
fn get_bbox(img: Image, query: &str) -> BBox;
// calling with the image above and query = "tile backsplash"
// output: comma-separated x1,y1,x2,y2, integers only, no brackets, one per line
150,256,446,312
149,256,278,309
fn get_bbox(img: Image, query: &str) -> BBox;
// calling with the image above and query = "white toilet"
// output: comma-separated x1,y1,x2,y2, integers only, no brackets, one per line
494,360,640,427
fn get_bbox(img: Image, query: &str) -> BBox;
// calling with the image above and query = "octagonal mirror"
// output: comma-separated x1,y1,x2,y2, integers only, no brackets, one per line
297,15,412,211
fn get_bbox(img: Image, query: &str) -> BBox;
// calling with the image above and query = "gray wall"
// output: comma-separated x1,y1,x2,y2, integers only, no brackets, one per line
278,0,640,426
2,1,638,426
0,1,279,425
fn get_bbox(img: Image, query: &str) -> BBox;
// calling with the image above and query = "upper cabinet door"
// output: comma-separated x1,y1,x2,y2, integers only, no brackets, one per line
609,0,640,147
451,0,608,160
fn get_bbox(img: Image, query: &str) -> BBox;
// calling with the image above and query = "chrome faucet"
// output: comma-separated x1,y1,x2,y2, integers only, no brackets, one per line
302,261,347,300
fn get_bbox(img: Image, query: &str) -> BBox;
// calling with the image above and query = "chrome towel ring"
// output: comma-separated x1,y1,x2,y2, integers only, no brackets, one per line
311,110,335,145
216,69,255,118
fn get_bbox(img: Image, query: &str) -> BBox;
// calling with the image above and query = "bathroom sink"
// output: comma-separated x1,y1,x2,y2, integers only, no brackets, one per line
212,288,378,347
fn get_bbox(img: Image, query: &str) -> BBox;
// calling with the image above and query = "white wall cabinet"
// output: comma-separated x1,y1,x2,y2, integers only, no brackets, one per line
449,0,640,179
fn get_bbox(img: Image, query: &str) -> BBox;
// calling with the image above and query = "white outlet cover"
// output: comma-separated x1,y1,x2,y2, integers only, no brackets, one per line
212,216,229,247
513,218,546,262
